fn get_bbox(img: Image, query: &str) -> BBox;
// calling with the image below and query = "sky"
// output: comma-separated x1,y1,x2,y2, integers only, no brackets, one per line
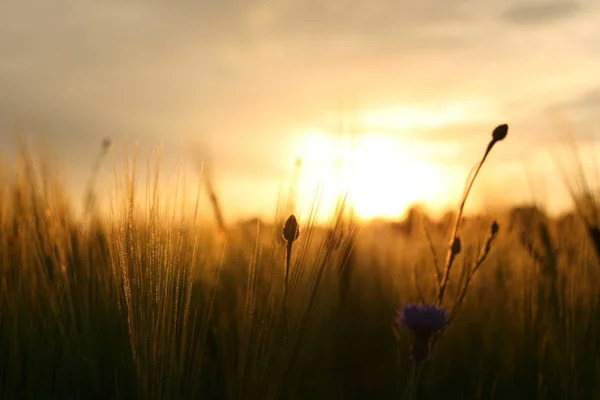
1,0,600,223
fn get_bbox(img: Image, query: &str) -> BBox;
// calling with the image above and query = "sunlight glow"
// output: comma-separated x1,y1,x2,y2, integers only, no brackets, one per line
290,127,458,222
358,101,492,131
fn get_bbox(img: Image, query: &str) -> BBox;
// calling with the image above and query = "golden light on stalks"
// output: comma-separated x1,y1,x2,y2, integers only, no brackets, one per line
83,137,112,215
551,118,600,263
435,123,508,306
196,160,227,240
396,123,508,400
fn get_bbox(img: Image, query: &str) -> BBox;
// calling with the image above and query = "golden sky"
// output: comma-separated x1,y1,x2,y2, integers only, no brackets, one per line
1,0,600,222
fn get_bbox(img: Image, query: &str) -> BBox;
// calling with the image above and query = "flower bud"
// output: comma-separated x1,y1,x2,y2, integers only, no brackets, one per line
490,220,499,236
492,124,508,142
450,237,462,256
283,215,300,243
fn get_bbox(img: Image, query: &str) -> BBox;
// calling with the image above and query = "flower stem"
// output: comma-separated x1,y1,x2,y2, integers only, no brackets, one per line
402,360,424,400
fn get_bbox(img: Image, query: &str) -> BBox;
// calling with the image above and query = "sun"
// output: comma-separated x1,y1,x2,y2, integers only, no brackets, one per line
290,128,454,222
347,135,447,219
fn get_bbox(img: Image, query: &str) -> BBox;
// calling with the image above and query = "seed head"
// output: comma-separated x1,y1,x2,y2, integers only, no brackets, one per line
492,124,508,142
282,215,300,244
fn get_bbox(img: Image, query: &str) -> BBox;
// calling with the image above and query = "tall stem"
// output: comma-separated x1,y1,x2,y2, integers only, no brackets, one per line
403,360,424,400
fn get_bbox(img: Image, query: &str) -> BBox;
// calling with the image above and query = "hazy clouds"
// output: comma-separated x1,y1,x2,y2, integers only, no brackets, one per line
1,0,598,140
501,1,583,24
0,0,599,216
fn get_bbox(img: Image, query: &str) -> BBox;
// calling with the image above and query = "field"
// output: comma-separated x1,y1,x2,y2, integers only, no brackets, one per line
2,130,600,399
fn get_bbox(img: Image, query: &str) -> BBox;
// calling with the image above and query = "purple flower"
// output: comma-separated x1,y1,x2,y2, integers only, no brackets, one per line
395,304,449,333
395,304,449,362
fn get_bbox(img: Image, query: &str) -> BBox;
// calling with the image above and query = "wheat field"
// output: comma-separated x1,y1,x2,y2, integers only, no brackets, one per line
1,130,600,399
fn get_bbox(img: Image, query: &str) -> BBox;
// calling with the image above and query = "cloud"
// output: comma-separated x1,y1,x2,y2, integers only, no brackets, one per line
546,88,600,140
560,88,600,111
0,0,511,140
501,1,583,24
0,0,599,157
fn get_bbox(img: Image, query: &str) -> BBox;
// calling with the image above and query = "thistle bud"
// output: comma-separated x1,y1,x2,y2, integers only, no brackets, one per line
283,215,300,244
